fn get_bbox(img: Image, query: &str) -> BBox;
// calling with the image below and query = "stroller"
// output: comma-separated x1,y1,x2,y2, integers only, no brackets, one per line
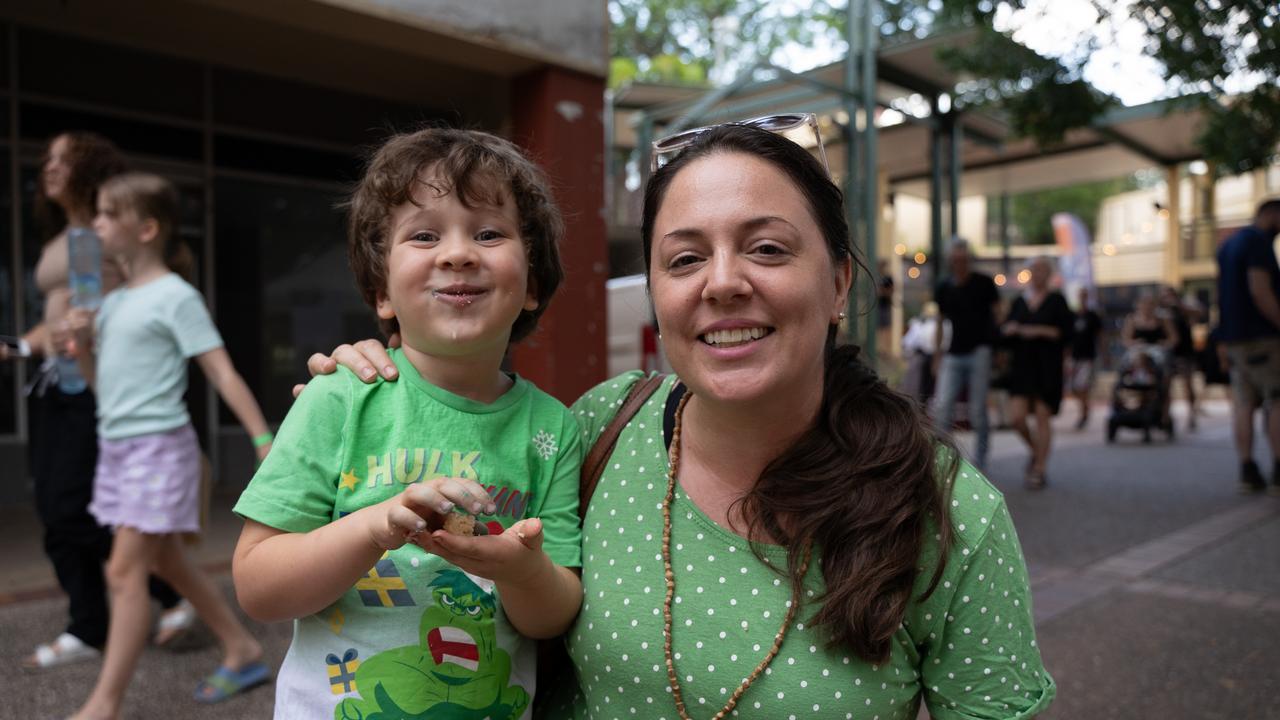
1106,345,1175,443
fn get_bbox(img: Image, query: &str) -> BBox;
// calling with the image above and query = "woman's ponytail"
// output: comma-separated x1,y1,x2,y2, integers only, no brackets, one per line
736,338,958,663
165,240,196,283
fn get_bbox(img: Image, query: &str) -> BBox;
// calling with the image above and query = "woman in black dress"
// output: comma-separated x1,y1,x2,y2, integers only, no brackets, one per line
1003,258,1073,489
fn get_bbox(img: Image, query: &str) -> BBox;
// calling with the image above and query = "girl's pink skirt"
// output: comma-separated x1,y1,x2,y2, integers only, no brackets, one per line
90,423,201,534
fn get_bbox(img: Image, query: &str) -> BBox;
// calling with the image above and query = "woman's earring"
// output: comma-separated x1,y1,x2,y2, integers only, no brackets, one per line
837,312,847,320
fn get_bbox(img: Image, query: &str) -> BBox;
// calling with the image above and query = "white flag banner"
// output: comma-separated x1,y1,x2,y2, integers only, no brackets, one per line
1052,212,1096,309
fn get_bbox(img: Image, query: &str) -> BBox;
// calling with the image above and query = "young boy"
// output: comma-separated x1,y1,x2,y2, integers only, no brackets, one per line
232,128,584,720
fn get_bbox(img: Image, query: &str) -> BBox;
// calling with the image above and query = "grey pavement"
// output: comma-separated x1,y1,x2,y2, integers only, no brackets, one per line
1,397,1277,718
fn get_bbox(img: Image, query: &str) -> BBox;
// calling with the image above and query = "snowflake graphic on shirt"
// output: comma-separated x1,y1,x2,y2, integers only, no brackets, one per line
531,430,559,460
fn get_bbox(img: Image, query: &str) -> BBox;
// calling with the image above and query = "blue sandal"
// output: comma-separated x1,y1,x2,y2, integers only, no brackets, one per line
193,661,271,703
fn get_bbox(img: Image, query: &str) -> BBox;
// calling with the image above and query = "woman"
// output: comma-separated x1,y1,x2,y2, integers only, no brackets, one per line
901,301,946,404
1002,258,1073,489
311,122,1054,718
1122,293,1177,354
0,132,191,668
1122,293,1179,426
1159,286,1198,430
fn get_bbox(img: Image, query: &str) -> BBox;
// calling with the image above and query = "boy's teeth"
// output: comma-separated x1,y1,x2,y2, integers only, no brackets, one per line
703,327,768,345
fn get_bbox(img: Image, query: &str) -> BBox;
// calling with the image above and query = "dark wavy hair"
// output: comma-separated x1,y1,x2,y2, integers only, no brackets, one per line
35,131,126,240
346,128,564,342
641,124,959,663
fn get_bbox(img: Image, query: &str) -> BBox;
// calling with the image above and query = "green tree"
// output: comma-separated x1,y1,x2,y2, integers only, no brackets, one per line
607,0,933,88
937,0,1280,174
993,177,1140,246
608,1,1278,172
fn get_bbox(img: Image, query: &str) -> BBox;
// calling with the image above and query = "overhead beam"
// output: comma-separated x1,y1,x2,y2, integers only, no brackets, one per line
1093,126,1175,166
889,139,1113,185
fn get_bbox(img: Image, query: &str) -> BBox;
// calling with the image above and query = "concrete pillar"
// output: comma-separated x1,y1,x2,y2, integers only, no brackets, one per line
509,66,609,404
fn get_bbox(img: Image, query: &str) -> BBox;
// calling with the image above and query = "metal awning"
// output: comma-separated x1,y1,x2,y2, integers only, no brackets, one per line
623,29,1207,200
889,99,1207,198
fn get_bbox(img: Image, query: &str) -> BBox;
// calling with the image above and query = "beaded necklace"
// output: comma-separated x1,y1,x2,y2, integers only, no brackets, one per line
661,391,813,720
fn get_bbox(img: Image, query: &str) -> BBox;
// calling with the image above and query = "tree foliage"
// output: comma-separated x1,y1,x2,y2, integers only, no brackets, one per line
937,29,1113,147
606,0,931,88
992,176,1140,246
938,0,1280,174
607,0,1279,173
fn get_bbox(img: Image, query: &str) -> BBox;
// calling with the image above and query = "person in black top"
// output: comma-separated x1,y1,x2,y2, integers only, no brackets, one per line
1160,286,1199,430
1217,199,1280,493
876,260,894,358
1002,257,1073,489
931,238,999,468
1122,293,1178,428
1067,287,1103,430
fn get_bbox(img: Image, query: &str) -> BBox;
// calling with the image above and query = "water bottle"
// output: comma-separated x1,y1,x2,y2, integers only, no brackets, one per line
68,227,104,311
57,227,103,395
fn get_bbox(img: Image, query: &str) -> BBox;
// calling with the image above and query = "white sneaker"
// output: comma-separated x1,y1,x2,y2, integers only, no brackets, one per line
154,599,196,646
23,632,100,670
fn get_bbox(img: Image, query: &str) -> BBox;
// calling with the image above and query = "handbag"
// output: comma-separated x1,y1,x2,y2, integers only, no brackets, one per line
532,372,667,717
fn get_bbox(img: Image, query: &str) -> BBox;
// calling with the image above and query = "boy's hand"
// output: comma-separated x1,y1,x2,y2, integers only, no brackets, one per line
362,476,496,552
254,442,272,463
417,518,549,585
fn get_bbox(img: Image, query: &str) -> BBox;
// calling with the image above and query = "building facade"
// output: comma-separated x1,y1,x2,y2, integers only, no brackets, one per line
0,0,609,499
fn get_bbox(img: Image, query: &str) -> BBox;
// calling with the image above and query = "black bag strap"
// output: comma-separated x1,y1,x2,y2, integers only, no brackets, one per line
579,373,667,514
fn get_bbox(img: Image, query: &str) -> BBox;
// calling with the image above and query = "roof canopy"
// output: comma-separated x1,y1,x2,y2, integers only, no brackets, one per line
623,30,1206,199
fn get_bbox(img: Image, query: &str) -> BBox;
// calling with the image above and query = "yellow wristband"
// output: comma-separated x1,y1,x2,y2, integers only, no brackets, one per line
252,432,274,448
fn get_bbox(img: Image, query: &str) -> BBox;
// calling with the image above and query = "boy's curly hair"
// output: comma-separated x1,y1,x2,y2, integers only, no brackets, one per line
347,128,565,342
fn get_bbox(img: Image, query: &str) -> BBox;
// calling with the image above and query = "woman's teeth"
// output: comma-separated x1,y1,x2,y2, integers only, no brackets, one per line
702,327,771,347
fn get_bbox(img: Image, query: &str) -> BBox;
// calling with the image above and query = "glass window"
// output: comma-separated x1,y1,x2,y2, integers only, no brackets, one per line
20,165,47,334
0,147,14,436
21,104,202,162
214,175,379,424
214,134,359,185
18,26,202,120
211,67,439,147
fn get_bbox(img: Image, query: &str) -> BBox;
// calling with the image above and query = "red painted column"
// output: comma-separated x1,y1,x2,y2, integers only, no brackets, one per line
509,66,609,405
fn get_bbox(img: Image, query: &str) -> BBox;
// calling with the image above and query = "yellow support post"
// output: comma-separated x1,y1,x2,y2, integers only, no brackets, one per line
1164,164,1181,287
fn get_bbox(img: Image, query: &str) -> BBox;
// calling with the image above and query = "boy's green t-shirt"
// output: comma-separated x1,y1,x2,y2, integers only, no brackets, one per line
234,348,583,720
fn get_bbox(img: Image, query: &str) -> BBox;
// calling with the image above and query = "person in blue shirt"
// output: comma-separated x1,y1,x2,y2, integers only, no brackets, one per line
1216,199,1280,493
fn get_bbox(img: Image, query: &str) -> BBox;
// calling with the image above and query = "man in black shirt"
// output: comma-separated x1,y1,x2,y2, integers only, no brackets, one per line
931,238,999,468
1068,287,1103,430
1217,199,1280,493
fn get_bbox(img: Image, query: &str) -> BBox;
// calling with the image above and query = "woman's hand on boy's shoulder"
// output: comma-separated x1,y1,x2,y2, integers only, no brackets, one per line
293,335,401,399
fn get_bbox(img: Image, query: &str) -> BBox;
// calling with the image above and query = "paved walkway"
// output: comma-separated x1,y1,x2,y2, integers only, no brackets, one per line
1,398,1276,718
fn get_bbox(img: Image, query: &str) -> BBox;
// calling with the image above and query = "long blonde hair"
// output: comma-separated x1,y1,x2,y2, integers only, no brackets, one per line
99,172,195,282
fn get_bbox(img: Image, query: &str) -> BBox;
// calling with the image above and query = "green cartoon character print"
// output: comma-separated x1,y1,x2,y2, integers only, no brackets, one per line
335,568,529,720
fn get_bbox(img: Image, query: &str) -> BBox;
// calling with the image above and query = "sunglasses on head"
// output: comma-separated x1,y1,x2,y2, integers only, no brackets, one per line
650,113,830,175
